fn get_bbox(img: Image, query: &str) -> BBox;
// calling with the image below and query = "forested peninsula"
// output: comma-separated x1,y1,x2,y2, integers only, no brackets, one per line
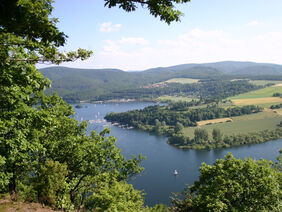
105,78,282,150
105,101,282,149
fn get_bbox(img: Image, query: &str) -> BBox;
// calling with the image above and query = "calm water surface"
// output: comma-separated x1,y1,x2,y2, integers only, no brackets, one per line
74,102,282,206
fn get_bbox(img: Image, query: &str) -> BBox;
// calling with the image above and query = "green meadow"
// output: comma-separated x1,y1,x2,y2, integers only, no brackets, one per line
229,85,282,100
182,111,282,138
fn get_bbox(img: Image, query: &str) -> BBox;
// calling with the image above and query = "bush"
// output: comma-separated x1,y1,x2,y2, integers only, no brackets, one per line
36,160,72,210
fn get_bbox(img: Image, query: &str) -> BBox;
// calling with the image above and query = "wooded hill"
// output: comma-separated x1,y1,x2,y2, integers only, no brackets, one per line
40,61,282,102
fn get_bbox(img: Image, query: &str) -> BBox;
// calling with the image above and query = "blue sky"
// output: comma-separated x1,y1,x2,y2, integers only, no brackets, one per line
42,0,282,70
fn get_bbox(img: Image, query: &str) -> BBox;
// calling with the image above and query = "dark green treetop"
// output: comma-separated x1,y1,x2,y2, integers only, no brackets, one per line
104,0,191,24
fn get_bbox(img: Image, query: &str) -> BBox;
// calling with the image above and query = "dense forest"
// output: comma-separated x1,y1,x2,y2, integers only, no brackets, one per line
94,80,262,102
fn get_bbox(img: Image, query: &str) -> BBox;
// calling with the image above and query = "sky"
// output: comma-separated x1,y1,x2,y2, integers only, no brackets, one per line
39,0,282,71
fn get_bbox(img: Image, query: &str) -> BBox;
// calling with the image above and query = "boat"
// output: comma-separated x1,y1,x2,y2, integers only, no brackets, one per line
174,170,178,175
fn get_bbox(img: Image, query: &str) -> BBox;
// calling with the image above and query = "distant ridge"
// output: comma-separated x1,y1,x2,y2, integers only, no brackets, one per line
142,61,282,75
40,61,282,102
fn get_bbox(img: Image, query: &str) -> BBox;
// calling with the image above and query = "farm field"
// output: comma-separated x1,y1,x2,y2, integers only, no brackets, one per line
164,78,200,84
228,84,282,106
157,95,195,102
182,110,282,138
248,80,282,86
231,97,282,106
197,118,232,126
229,85,282,100
274,108,282,115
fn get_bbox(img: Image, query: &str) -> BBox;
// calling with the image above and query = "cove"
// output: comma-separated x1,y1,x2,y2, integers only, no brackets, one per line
74,102,282,206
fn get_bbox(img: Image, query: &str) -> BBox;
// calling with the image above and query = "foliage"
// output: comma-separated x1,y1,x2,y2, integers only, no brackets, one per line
172,153,282,211
194,128,209,143
212,128,223,143
273,92,282,97
147,204,170,212
104,0,191,24
35,160,71,209
169,127,282,150
270,103,282,109
170,186,193,212
0,0,146,210
85,173,145,212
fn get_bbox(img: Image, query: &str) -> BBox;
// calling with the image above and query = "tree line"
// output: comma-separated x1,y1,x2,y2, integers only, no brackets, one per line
168,127,282,150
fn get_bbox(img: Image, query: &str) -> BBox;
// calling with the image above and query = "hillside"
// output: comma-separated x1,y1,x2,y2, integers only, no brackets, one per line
40,61,282,102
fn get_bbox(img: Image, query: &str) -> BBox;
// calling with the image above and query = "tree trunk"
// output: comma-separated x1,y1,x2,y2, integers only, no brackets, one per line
9,175,18,201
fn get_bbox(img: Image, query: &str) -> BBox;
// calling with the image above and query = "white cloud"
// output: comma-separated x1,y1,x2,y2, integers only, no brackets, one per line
118,37,150,45
246,21,262,27
54,28,282,71
99,22,121,32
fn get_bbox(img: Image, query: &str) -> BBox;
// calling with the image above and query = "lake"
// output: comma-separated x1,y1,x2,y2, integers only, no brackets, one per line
74,102,282,206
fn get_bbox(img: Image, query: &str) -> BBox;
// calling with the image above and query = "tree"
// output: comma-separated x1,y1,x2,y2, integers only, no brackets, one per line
84,173,145,212
194,128,209,143
104,0,191,24
0,0,192,210
175,122,184,133
154,119,162,134
173,153,282,211
212,128,223,143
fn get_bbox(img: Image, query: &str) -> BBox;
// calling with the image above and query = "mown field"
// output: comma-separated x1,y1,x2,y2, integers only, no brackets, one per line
197,118,233,126
164,78,200,84
182,110,282,138
228,84,282,106
248,80,282,86
231,97,282,106
274,108,282,115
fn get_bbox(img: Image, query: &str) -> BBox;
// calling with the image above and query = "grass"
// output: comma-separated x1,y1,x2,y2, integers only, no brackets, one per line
248,80,282,86
274,108,282,116
182,110,282,138
157,95,196,102
229,85,282,100
164,78,200,84
228,84,282,106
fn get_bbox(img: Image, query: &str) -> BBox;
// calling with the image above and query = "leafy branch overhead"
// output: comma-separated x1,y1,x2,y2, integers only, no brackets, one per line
0,0,92,64
104,0,191,24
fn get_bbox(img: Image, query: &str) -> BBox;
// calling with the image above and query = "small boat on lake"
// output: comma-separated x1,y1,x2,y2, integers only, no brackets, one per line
174,170,178,175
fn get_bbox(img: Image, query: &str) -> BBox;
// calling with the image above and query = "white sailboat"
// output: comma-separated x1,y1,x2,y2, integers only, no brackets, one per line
174,170,178,175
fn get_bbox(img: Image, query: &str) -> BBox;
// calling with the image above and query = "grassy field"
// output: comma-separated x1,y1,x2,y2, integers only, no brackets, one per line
197,118,233,126
228,84,282,106
231,97,282,106
182,110,282,138
164,78,200,84
248,80,282,86
229,85,282,100
274,108,282,116
157,95,195,102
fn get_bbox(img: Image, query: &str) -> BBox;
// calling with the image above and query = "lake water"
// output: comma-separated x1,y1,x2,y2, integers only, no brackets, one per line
74,102,282,206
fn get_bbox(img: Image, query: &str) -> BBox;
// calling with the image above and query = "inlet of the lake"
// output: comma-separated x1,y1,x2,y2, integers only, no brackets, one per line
74,102,282,206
